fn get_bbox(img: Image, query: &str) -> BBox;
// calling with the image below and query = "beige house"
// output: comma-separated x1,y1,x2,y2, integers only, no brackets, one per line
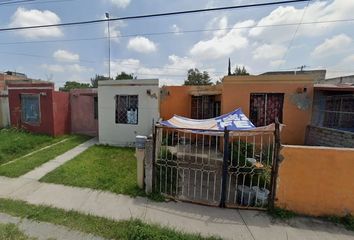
98,79,159,146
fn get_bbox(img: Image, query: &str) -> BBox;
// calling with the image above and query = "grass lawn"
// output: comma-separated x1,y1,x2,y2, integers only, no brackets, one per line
40,145,144,197
0,135,91,178
0,223,36,240
0,128,68,165
0,198,219,240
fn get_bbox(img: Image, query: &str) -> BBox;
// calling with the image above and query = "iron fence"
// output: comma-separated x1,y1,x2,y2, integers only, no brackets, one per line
153,125,279,209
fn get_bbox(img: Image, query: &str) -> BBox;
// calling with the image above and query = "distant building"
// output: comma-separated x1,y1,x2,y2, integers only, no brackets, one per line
0,71,28,91
320,74,354,84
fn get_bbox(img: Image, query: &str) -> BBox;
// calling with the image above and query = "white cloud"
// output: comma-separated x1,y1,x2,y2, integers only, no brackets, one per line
53,49,79,62
311,34,352,58
253,44,286,60
249,0,354,43
190,20,254,60
9,7,63,39
41,63,93,73
207,16,228,37
110,55,199,85
269,60,286,68
326,53,354,78
104,21,125,43
108,0,131,8
40,64,64,72
170,24,182,35
127,36,157,53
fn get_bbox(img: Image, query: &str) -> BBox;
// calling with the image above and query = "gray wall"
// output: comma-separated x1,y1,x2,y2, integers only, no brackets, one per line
305,125,354,148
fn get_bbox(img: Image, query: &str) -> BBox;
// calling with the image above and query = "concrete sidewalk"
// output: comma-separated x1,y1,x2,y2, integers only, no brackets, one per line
0,176,353,240
20,138,97,180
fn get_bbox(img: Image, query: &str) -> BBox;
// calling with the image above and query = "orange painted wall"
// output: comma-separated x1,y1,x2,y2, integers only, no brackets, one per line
276,145,354,217
222,75,314,145
160,74,315,145
160,86,191,120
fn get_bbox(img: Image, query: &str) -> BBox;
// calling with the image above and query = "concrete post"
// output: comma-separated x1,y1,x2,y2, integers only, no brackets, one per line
144,139,153,194
135,148,145,189
135,135,147,189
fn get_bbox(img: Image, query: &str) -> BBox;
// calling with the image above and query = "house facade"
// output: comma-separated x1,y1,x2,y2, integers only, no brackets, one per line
7,82,70,136
98,79,159,146
161,72,319,145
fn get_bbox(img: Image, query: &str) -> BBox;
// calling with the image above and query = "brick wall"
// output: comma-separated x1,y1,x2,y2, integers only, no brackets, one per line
305,125,354,148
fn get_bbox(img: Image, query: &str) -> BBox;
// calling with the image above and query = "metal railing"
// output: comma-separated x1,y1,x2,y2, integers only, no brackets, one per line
153,125,280,209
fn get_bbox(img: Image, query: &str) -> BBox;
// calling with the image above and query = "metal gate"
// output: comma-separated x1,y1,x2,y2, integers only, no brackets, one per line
153,124,280,209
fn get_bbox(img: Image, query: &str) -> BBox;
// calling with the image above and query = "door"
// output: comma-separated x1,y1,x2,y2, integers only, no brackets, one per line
250,93,284,126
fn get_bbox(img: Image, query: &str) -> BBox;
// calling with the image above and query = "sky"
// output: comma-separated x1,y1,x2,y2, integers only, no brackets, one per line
0,0,354,87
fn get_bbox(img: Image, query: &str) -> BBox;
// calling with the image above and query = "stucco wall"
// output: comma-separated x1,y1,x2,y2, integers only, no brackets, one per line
222,75,314,145
98,79,159,146
8,83,56,135
0,91,9,128
53,92,70,136
70,89,98,136
276,145,354,216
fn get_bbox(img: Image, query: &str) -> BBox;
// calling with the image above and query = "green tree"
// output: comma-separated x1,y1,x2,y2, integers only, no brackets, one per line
90,74,110,88
115,72,136,80
233,66,250,76
184,68,212,85
59,81,90,92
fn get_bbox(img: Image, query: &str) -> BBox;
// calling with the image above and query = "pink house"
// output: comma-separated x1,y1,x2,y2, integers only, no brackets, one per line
70,89,98,136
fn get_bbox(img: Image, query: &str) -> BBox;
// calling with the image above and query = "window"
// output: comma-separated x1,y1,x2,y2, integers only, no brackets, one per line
21,94,40,124
191,95,220,119
250,93,284,127
115,95,138,124
94,96,98,120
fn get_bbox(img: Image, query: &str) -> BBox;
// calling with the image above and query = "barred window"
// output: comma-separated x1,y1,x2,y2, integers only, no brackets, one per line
115,95,138,124
21,94,40,124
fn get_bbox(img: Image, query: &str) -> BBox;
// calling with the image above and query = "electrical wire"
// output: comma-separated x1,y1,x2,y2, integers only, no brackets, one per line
0,0,309,32
2,17,354,46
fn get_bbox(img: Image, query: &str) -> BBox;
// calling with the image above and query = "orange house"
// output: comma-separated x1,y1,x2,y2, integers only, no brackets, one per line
160,71,323,145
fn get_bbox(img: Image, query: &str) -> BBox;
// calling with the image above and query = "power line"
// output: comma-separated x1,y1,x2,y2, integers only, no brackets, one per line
0,0,73,6
1,17,353,46
0,0,309,32
280,0,310,68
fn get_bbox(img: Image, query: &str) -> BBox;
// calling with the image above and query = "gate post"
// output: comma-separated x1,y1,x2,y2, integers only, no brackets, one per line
219,127,230,208
269,118,281,208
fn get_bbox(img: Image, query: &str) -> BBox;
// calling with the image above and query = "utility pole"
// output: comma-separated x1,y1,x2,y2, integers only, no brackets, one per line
105,12,111,79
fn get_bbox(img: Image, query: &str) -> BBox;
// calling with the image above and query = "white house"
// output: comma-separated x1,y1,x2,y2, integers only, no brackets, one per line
98,79,159,146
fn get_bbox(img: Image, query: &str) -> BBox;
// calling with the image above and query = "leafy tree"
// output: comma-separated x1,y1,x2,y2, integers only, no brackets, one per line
184,68,212,85
59,81,90,92
115,72,136,80
90,74,110,88
233,66,250,76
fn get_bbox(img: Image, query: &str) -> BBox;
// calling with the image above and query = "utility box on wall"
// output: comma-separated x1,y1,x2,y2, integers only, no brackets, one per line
98,79,159,146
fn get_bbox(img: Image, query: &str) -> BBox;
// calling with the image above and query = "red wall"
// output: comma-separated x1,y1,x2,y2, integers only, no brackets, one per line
53,92,71,136
8,82,70,136
70,89,98,136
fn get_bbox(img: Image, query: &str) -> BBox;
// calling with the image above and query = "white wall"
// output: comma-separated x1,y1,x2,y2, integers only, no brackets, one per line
0,91,10,128
98,79,159,146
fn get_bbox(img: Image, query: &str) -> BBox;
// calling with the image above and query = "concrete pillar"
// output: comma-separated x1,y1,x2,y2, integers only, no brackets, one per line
136,148,145,189
144,139,154,194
